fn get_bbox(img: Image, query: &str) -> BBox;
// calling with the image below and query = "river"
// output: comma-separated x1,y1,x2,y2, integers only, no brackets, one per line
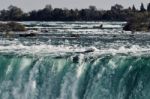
0,21,150,99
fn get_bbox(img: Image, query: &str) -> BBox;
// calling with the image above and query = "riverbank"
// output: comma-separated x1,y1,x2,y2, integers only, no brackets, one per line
0,22,26,32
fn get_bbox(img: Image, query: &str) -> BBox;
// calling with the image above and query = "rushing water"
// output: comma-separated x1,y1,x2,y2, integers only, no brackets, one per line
0,21,150,99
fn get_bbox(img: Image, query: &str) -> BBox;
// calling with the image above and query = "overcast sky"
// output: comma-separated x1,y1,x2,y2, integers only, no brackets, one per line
0,0,149,11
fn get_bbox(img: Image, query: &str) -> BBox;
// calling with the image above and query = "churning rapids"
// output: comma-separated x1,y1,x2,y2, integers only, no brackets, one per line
0,22,150,99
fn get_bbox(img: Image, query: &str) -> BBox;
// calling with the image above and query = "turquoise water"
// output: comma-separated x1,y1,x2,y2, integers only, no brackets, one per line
1,52,150,99
0,22,150,99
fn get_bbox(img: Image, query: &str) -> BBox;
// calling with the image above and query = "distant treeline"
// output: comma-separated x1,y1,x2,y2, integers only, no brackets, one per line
0,3,150,21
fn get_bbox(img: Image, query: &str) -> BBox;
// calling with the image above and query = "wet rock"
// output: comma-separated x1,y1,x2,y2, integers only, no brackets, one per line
72,55,79,63
19,33,36,37
84,47,98,53
70,34,80,38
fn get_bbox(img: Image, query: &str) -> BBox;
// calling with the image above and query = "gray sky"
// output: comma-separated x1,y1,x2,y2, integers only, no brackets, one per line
0,0,149,12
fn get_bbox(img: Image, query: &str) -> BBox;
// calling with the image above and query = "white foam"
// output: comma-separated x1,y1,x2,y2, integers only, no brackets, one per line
0,41,149,56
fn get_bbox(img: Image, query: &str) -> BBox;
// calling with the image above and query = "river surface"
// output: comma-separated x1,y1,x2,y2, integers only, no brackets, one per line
0,21,150,99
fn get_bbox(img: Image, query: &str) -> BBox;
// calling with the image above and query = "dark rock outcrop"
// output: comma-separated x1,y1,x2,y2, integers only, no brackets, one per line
123,13,150,31
0,22,26,32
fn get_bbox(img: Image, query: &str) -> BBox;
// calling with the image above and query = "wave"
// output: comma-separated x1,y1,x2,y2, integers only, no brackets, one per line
0,44,150,55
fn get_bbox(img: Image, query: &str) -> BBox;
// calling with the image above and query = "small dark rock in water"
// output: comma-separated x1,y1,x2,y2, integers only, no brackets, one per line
84,47,97,53
54,56,63,59
113,35,117,37
70,34,80,38
84,49,94,53
100,24,103,28
41,29,49,33
93,24,103,29
19,33,36,37
73,56,79,63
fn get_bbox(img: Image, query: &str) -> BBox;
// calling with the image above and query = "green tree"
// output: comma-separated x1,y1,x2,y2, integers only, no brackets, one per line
147,3,150,12
132,5,136,12
45,4,53,11
140,3,146,12
111,4,123,12
89,5,97,11
29,10,37,20
0,10,9,20
8,5,24,20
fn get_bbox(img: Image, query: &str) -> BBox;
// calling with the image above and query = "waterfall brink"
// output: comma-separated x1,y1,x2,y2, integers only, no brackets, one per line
0,53,150,99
